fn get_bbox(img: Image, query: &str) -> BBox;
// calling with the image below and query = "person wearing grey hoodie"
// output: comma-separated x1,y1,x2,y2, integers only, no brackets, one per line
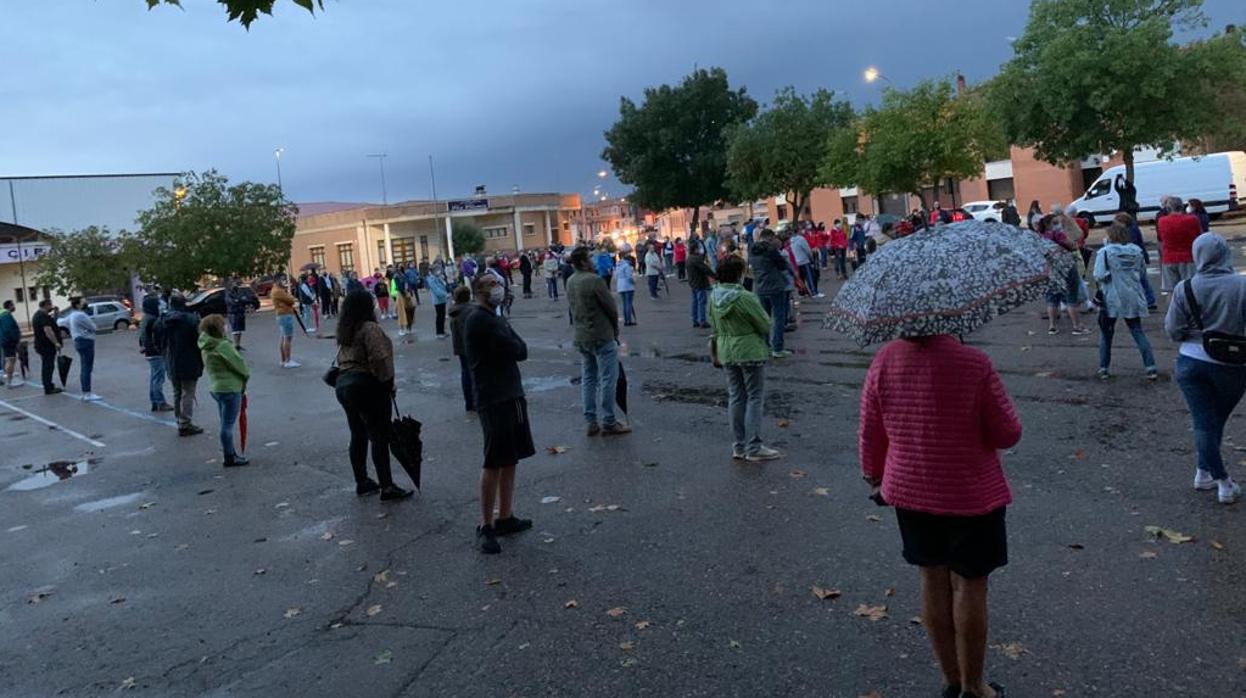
1165,233,1245,504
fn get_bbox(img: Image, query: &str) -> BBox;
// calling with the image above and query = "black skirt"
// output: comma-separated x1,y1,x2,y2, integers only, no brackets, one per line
478,398,535,469
896,507,1008,579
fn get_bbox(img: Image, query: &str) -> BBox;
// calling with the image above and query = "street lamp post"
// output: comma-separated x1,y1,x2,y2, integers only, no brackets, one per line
274,147,285,190
366,153,388,205
864,66,894,87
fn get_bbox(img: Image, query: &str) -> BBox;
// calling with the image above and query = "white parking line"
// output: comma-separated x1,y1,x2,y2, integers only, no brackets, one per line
16,382,177,428
0,398,107,448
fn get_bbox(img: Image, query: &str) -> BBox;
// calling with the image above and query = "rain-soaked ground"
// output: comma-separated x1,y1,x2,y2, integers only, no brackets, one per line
1,258,1245,697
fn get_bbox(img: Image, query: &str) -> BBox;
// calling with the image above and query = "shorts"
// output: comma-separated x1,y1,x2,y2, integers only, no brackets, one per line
896,506,1008,579
277,314,295,338
477,398,536,469
230,313,246,334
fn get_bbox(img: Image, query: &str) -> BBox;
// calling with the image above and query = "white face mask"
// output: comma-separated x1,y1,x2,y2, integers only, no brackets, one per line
488,285,505,306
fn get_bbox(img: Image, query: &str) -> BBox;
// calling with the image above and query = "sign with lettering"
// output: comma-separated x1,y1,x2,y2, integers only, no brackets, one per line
0,243,49,264
447,198,488,212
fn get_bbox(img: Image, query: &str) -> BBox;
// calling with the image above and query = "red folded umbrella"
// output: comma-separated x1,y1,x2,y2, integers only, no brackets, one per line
239,394,248,454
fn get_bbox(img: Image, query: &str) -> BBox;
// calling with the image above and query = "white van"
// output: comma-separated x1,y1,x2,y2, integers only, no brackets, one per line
1070,151,1246,225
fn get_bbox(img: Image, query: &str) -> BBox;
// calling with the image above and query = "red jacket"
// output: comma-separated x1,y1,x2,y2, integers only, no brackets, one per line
829,228,848,250
673,243,687,263
859,336,1021,516
1157,213,1201,264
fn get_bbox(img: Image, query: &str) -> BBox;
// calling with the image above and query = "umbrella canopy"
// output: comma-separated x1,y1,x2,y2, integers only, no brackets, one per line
300,262,322,272
824,220,1074,346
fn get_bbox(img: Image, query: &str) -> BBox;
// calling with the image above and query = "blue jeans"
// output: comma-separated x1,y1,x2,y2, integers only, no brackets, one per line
819,247,829,269
1175,355,1246,481
620,291,635,324
647,275,660,298
580,341,619,427
147,356,167,406
1097,314,1155,372
74,337,94,393
691,288,708,326
800,264,818,295
546,277,559,299
1140,270,1157,308
211,391,242,459
833,249,848,278
758,291,787,352
726,363,766,455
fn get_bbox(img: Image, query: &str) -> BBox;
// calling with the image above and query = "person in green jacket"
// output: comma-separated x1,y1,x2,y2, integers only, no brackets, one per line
709,255,782,462
198,314,251,467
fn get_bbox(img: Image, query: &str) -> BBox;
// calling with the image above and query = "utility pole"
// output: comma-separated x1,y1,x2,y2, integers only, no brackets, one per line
8,180,31,326
429,155,452,261
367,153,388,205
274,147,285,190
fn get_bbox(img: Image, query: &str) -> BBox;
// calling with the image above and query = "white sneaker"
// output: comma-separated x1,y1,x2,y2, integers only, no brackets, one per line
82,393,102,402
1194,469,1216,491
397,329,406,337
815,293,826,298
745,445,783,462
284,360,301,368
1218,479,1241,504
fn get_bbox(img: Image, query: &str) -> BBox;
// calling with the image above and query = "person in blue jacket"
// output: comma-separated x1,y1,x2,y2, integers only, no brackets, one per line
426,265,450,338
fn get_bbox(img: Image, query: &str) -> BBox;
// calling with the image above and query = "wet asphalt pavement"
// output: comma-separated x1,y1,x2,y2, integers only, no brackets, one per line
0,260,1244,697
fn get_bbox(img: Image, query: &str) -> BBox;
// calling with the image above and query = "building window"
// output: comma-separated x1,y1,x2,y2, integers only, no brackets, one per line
523,223,536,237
376,240,387,265
987,178,1016,202
308,245,325,267
483,226,509,239
842,196,859,215
13,288,22,303
419,235,430,261
337,243,355,274
391,238,416,266
777,205,787,220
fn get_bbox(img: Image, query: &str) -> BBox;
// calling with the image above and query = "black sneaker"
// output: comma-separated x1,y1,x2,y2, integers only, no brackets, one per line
493,515,533,536
179,425,205,437
380,485,413,502
476,525,501,554
356,479,381,496
44,387,63,395
223,455,250,467
961,682,1004,698
942,685,962,698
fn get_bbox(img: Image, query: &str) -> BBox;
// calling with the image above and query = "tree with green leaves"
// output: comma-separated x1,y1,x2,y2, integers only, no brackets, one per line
452,221,486,256
145,0,322,28
133,171,297,290
36,226,139,296
726,87,854,222
820,78,1007,210
989,0,1246,183
602,67,757,235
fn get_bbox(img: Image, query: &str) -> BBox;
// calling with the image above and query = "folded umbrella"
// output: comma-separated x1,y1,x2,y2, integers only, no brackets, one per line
389,398,423,490
57,353,72,387
239,394,248,454
825,220,1074,346
615,360,628,415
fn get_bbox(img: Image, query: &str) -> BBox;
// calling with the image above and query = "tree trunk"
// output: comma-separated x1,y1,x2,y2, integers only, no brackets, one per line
1123,148,1135,184
688,206,700,238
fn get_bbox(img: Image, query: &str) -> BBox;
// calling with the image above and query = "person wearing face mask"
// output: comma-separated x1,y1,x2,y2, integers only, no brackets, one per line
463,273,535,554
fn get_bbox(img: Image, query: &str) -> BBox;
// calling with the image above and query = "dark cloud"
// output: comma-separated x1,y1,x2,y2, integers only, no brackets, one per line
3,0,1240,204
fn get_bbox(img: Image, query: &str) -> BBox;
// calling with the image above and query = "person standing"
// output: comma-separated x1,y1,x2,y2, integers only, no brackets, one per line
298,274,318,333
519,252,534,298
860,334,1021,698
709,255,782,462
374,270,391,319
542,252,561,300
319,272,335,318
830,220,849,280
1001,201,1021,226
406,263,423,307
1165,233,1246,504
449,285,475,412
686,241,715,328
393,270,412,337
615,253,637,327
198,314,250,467
139,293,171,411
1157,196,1201,292
160,294,204,436
1026,201,1044,230
426,265,449,338
271,278,300,368
749,229,793,358
31,300,62,395
644,246,662,299
674,238,688,280
568,247,631,436
1094,222,1158,381
788,226,818,297
1039,218,1090,336
64,298,100,401
1,300,21,388
1117,213,1158,311
849,217,869,273
225,279,248,351
463,274,535,554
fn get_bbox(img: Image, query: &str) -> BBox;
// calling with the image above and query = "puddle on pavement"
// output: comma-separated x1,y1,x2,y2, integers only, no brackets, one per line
524,375,574,393
7,459,97,492
75,491,145,513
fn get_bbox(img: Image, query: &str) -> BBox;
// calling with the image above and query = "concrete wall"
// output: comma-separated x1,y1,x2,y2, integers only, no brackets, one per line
0,263,70,327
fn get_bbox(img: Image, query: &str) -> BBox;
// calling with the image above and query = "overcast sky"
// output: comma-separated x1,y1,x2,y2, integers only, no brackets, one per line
3,0,1241,206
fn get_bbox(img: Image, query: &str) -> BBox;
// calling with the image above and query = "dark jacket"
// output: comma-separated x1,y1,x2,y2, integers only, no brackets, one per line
749,240,791,296
463,304,527,409
1002,204,1021,226
140,315,164,357
0,310,19,346
160,310,204,380
567,269,618,349
686,254,714,291
449,300,471,357
225,287,247,318
519,255,532,276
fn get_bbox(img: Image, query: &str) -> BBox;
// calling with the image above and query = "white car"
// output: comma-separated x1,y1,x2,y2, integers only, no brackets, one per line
56,301,136,339
962,200,1007,223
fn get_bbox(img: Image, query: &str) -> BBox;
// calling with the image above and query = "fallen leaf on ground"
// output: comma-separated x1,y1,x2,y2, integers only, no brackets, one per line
991,641,1029,659
1071,450,1085,460
789,469,807,479
254,568,267,576
1139,550,1159,559
119,677,136,690
853,604,888,621
635,620,652,630
138,502,156,510
564,599,578,609
337,539,354,547
1144,525,1196,544
319,531,334,541
546,446,569,455
1211,540,1226,551
197,489,214,496
366,604,383,617
812,487,830,496
811,585,842,601
621,657,638,667
374,570,390,584
283,607,301,619
728,639,742,649
606,504,622,511
1052,690,1068,697
540,496,561,504
859,692,883,698
777,419,790,428
606,606,627,618
173,544,189,552
883,587,896,597
1067,544,1085,550
619,641,634,651
588,504,607,512
865,514,882,523
109,596,126,605
374,650,393,665
485,578,502,586
203,509,217,516
909,616,923,625
1034,371,1054,378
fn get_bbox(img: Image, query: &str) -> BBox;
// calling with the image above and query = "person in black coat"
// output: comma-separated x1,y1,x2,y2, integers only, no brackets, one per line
160,293,204,436
519,253,534,298
140,290,172,412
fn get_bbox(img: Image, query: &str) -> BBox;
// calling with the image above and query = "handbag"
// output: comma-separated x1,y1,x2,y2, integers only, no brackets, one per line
322,349,341,387
1183,280,1246,365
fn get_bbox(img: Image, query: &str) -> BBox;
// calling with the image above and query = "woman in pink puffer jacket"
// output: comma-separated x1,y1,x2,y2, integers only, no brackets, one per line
859,334,1022,698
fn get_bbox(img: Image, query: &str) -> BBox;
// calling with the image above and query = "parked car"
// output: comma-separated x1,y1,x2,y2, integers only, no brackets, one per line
251,276,277,297
962,200,1007,223
1070,151,1246,226
186,287,261,317
84,294,134,311
56,301,136,339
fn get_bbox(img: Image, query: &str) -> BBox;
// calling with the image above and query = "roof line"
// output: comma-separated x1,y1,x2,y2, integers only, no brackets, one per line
0,173,183,181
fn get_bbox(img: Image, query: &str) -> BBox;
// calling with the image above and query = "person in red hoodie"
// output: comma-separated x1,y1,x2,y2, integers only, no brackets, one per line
860,334,1021,698
829,220,850,280
813,222,830,269
1157,195,1200,292
673,238,688,280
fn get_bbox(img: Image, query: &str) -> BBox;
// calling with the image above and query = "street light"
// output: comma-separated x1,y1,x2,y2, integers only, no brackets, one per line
864,66,893,86
366,153,388,205
274,147,285,190
597,170,608,179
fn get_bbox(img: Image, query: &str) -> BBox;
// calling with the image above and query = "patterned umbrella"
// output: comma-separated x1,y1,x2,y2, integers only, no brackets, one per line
824,220,1075,346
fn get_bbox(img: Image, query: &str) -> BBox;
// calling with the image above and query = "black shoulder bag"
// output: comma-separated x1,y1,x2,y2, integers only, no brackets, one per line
1183,281,1246,365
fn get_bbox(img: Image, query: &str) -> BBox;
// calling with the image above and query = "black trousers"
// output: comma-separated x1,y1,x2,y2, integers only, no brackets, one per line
458,354,474,411
334,371,394,487
435,303,447,336
38,347,56,391
522,272,533,296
